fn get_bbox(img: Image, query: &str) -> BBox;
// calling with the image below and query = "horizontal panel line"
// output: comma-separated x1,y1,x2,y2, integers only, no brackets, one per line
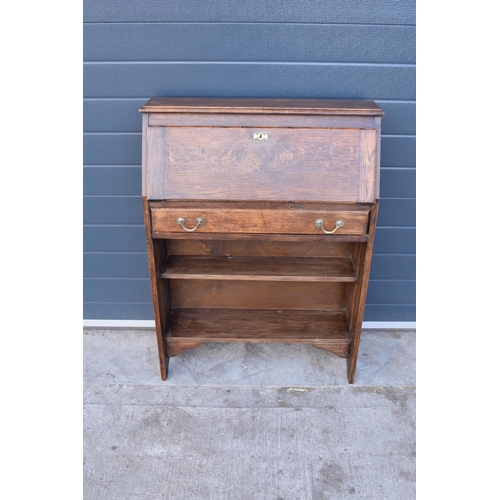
84,22,416,27
373,253,416,257
378,197,415,200
84,301,414,305
83,165,141,168
83,165,415,171
83,278,416,283
83,319,155,328
85,60,415,66
84,132,140,136
382,169,416,173
83,97,417,103
84,224,145,227
369,279,415,282
84,224,416,229
83,132,415,138
84,252,147,255
382,134,415,138
84,61,415,67
84,301,152,304
83,98,417,103
372,100,416,103
83,251,414,257
365,304,415,307
85,277,150,281
84,195,414,200
84,98,149,101
82,319,416,329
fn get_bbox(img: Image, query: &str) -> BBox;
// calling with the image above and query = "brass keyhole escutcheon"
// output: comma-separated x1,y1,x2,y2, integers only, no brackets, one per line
253,133,269,140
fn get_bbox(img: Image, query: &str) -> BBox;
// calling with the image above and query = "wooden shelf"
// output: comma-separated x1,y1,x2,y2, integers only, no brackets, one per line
161,255,357,282
153,232,369,242
165,308,352,358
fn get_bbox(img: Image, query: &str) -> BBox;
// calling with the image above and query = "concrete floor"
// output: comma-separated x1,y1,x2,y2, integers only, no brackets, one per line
83,328,416,500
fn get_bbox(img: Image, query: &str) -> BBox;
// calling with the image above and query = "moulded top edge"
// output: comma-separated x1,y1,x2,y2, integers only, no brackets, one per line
139,98,384,116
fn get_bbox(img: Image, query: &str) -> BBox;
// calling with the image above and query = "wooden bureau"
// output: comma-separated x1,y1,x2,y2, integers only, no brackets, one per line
140,98,384,383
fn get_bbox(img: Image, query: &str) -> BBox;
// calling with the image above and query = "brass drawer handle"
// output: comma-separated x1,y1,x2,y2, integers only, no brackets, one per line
315,219,344,234
177,217,204,232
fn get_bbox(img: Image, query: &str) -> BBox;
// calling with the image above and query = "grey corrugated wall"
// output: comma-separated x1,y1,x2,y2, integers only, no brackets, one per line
83,1,416,322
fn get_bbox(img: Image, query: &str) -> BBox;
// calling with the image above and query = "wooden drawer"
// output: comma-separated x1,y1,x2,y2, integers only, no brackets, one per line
145,126,378,203
151,206,370,235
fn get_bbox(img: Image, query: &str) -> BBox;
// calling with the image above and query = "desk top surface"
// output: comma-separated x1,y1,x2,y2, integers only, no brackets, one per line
139,98,384,116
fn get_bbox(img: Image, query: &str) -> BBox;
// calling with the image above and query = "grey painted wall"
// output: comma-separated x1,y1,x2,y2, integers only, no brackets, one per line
83,1,416,321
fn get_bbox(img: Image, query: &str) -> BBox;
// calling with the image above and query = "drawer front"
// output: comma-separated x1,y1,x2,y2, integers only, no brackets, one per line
151,207,370,235
146,126,377,203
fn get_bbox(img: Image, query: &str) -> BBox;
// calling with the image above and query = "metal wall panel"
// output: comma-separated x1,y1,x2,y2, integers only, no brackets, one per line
83,1,416,24
83,1,416,321
84,24,415,64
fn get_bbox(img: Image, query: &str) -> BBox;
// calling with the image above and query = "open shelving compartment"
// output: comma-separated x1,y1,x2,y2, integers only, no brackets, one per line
151,228,375,374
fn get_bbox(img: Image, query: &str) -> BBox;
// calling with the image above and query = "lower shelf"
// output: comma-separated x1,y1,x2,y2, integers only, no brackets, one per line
166,308,352,358
161,255,357,282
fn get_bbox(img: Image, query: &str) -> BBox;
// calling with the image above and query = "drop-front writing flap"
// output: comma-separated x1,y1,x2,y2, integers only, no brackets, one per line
145,126,378,202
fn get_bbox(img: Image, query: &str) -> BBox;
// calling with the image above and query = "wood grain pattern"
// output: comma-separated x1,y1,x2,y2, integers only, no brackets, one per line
142,197,170,379
148,113,376,129
311,342,350,358
148,127,376,202
161,255,357,282
140,97,384,115
375,117,382,198
346,240,365,332
169,280,346,310
141,114,148,196
359,128,378,202
347,201,379,383
156,233,369,243
84,128,419,169
166,308,352,358
151,207,369,235
168,308,350,340
149,200,371,210
167,239,353,258
146,126,165,200
84,99,413,135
